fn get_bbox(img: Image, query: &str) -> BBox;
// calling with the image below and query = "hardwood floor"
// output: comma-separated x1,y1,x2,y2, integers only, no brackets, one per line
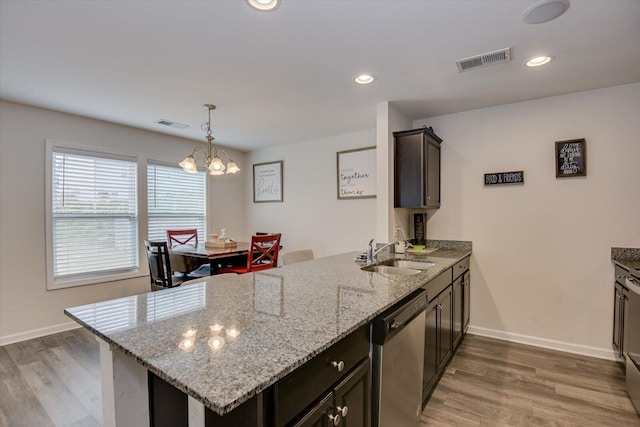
0,330,638,426
0,328,101,427
421,334,640,427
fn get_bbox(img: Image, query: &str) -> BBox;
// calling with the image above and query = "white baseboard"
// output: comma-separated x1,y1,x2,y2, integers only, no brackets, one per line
467,325,618,361
0,321,81,346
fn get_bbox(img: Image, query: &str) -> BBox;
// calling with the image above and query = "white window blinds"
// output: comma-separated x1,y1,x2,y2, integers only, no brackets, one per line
147,163,206,243
50,149,139,284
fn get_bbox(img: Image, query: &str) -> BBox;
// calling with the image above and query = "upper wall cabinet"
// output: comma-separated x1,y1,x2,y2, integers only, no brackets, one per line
393,127,442,209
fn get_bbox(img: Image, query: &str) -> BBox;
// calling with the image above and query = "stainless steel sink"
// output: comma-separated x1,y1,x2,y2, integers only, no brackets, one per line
361,265,422,276
360,257,436,276
379,259,436,269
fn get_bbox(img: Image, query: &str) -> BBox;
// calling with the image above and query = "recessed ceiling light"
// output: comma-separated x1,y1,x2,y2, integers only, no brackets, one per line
526,56,554,67
523,0,570,24
354,74,376,85
247,0,279,11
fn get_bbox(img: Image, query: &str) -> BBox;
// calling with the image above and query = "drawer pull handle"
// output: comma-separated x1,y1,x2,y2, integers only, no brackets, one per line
337,405,348,417
331,360,345,372
328,413,341,426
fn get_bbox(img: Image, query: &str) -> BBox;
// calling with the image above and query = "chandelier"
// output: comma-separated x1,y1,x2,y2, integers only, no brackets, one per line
179,104,241,175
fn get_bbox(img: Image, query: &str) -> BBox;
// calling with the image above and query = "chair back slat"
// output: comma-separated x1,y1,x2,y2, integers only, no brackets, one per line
145,240,179,289
166,229,198,249
247,233,281,273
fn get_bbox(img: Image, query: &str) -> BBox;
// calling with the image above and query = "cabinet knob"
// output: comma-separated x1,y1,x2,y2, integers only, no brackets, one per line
328,413,341,426
618,294,626,300
337,405,348,417
436,304,443,311
331,360,345,372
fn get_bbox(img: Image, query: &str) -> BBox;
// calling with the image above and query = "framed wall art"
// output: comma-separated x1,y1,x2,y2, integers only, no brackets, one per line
555,139,586,178
336,146,376,200
253,160,283,202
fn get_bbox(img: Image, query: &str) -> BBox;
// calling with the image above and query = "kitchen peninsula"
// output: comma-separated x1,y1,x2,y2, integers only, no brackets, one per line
65,242,471,427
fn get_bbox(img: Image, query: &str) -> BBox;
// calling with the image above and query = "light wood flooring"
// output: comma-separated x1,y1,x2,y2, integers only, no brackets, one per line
422,334,640,426
0,329,638,426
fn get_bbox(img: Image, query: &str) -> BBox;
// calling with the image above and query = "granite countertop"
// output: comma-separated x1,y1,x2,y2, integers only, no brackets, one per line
611,247,640,271
65,247,471,415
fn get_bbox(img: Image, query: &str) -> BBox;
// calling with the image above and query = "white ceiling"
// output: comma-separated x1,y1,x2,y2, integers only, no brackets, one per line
1,1,639,152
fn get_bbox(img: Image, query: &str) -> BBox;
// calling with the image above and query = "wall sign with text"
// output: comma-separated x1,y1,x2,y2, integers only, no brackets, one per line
484,171,524,185
337,146,376,200
555,138,586,178
253,160,283,203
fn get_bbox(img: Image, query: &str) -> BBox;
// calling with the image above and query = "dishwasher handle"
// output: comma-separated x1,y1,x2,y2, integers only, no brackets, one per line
372,289,427,344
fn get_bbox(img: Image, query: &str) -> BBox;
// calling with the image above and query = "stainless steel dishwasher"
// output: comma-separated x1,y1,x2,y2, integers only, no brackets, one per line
372,289,427,427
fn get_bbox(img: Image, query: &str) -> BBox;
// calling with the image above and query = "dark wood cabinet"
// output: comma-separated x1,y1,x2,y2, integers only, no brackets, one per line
613,265,629,360
422,257,470,406
453,256,471,347
293,393,334,427
423,284,453,403
276,325,370,427
452,275,463,348
393,127,442,209
462,269,471,333
293,359,370,427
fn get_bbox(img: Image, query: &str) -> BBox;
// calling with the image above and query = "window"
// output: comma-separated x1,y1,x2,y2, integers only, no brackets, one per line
147,162,206,243
46,143,139,289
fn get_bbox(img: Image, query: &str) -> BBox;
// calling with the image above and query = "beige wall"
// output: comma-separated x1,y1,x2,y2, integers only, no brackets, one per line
414,83,640,354
0,101,246,342
245,129,377,258
2,83,639,355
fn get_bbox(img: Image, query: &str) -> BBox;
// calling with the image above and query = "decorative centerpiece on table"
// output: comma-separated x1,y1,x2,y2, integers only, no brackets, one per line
205,228,237,248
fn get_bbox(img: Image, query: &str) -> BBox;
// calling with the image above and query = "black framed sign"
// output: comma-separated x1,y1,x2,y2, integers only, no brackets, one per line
253,160,283,202
555,139,586,178
484,171,524,185
336,146,376,200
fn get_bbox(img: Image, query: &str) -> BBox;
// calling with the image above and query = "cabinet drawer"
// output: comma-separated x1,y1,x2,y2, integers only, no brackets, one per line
274,325,369,427
424,268,452,303
453,256,470,280
615,264,629,286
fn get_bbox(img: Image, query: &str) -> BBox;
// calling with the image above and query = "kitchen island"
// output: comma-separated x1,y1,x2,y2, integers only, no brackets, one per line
65,245,471,426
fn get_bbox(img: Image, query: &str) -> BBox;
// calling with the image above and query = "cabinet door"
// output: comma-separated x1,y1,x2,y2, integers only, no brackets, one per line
394,132,424,208
425,138,440,208
452,276,463,348
293,393,334,427
423,299,439,402
463,270,471,333
613,283,625,358
333,360,370,427
437,286,453,372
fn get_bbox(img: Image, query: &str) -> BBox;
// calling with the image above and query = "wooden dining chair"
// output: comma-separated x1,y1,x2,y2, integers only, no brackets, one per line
281,249,314,266
166,229,204,278
145,240,184,291
219,233,282,274
166,229,198,249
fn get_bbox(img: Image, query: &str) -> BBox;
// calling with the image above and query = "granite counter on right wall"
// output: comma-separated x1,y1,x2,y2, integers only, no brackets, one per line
612,247,640,271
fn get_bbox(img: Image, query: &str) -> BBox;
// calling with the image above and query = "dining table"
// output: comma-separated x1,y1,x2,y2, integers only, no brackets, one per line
170,242,251,274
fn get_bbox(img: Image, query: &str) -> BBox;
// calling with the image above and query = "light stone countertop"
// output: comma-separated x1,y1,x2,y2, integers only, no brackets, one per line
65,249,471,415
612,247,640,271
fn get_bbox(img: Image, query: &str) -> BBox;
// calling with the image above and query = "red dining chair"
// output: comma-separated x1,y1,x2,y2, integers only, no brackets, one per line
219,233,281,274
166,229,198,249
166,229,205,277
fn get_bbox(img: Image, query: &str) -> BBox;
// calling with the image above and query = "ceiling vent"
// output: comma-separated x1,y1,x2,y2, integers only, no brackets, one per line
155,119,189,129
456,48,512,73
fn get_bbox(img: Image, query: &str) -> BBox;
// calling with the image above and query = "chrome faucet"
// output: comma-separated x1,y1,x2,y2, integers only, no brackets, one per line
366,239,400,263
